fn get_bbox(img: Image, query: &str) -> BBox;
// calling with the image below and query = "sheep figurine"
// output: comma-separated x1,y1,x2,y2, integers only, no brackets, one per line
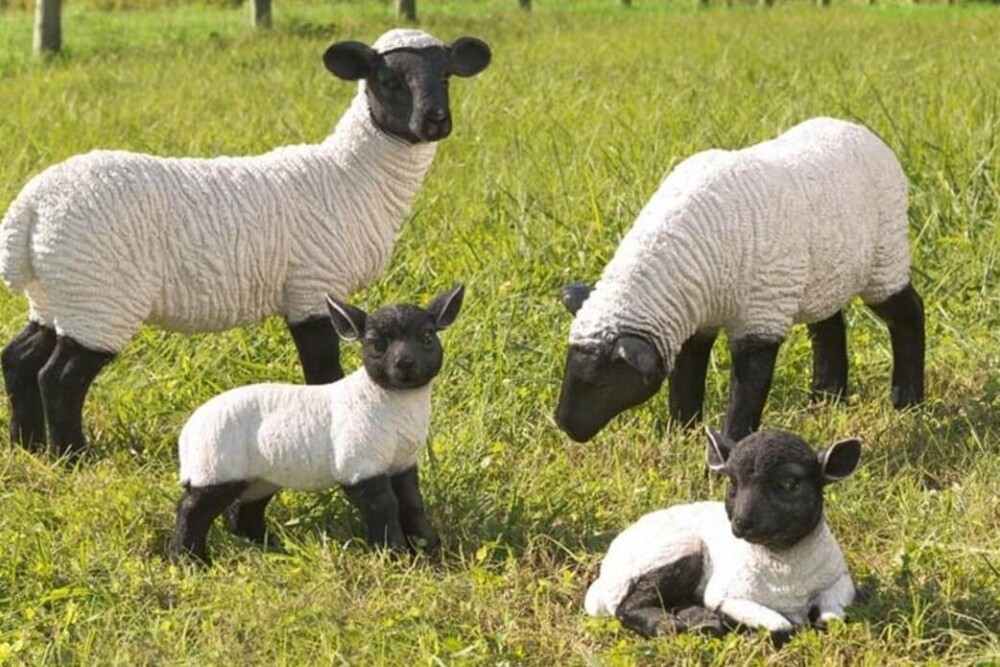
170,284,464,565
585,428,861,641
555,117,925,443
0,29,491,457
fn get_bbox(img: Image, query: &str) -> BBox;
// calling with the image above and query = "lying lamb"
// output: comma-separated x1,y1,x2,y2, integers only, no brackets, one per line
0,29,491,456
170,284,464,565
585,428,860,641
556,117,924,443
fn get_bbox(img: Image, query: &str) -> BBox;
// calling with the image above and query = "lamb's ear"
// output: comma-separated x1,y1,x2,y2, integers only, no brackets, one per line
427,284,465,331
324,41,378,81
326,294,367,341
705,427,735,472
613,336,661,385
447,37,491,77
560,282,593,316
819,438,862,483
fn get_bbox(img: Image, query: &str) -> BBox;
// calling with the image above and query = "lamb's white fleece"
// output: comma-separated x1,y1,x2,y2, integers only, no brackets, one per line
179,368,431,493
584,502,853,628
570,117,911,367
0,29,442,353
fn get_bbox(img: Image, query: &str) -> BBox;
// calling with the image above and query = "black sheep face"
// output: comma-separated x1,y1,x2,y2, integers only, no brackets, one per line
326,285,465,390
706,428,862,551
323,37,491,144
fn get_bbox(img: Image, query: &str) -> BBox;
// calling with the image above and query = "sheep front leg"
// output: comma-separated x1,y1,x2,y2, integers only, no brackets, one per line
668,330,718,428
1,321,57,451
390,465,440,556
807,311,848,402
171,481,247,566
341,475,408,551
37,336,115,457
810,573,855,630
866,283,925,408
287,316,344,385
723,336,782,441
716,598,795,633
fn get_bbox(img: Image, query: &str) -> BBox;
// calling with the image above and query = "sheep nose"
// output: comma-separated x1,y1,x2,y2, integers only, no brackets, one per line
427,108,449,123
732,516,751,537
396,357,414,371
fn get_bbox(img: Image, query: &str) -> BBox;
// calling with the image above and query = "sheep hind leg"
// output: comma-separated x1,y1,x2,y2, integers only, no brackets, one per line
390,465,440,556
341,475,407,552
171,481,248,566
225,486,279,547
2,322,57,451
807,311,848,403
723,336,782,441
287,316,344,385
37,336,115,458
668,330,718,428
866,283,925,408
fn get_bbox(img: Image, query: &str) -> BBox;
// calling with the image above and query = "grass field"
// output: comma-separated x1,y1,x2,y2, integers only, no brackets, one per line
2,1,1000,664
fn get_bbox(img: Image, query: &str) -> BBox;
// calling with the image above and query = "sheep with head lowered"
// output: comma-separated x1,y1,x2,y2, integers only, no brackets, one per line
585,428,861,641
555,117,924,443
0,29,491,457
170,284,464,565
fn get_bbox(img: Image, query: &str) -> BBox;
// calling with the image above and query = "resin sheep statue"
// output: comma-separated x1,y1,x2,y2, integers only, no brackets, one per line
585,428,860,641
555,117,924,443
0,28,491,456
170,284,464,565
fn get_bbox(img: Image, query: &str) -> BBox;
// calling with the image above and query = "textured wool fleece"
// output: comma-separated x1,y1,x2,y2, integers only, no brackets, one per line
0,29,441,353
570,117,911,367
179,367,432,493
584,501,855,630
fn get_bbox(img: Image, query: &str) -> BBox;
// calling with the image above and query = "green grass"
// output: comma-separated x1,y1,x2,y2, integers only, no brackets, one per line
2,1,1000,664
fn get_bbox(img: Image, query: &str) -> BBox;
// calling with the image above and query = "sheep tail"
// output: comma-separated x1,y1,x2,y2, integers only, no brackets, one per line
0,197,37,294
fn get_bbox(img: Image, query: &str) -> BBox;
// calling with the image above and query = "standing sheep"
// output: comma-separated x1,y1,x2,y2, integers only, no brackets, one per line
171,284,464,565
0,29,491,456
585,428,861,640
556,117,924,443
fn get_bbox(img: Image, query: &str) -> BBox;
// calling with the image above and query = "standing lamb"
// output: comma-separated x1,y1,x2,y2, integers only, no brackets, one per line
555,117,924,443
585,428,861,641
171,284,464,565
0,29,491,456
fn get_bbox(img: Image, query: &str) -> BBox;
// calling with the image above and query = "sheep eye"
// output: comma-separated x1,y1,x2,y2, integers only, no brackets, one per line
421,331,435,346
369,337,388,355
778,478,799,492
381,75,403,91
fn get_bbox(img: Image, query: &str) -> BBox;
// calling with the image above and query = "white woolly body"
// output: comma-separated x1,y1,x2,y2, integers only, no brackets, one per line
0,29,441,353
570,117,911,366
584,502,854,629
179,368,432,494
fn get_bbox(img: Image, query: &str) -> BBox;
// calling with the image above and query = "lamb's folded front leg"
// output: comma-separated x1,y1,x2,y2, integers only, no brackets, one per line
390,465,440,556
811,573,855,630
716,598,795,634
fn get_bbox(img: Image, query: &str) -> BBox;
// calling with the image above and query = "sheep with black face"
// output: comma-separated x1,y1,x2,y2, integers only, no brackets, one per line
170,285,464,565
585,429,860,640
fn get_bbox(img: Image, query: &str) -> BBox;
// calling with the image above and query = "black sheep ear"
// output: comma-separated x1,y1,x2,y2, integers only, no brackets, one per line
819,438,862,483
560,282,593,316
705,427,735,472
324,41,378,81
447,37,491,77
326,294,367,341
427,284,465,331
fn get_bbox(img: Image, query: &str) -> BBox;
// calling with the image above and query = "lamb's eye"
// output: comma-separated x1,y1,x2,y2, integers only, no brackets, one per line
778,478,799,492
370,337,387,355
381,75,403,91
422,331,435,345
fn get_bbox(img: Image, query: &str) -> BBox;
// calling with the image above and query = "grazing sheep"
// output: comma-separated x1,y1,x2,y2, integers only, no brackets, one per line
0,29,491,456
585,428,860,641
555,117,924,443
170,284,464,565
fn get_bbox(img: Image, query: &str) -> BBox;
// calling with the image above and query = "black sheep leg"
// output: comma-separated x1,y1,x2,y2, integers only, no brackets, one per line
225,492,277,546
390,465,440,555
807,311,848,402
37,336,115,457
171,481,247,565
1,322,57,451
341,474,407,551
668,331,718,428
867,283,925,408
287,316,344,385
723,336,782,441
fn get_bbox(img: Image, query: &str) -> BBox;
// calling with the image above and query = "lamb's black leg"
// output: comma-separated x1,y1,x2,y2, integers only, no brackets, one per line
341,475,407,551
807,311,848,402
171,481,247,566
723,336,782,441
287,316,343,385
668,330,718,428
390,465,440,556
37,336,115,457
867,283,925,408
2,322,57,451
224,493,277,546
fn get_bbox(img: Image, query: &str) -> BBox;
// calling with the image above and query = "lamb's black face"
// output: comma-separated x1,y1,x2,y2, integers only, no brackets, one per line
706,429,862,551
555,339,667,443
362,305,443,389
